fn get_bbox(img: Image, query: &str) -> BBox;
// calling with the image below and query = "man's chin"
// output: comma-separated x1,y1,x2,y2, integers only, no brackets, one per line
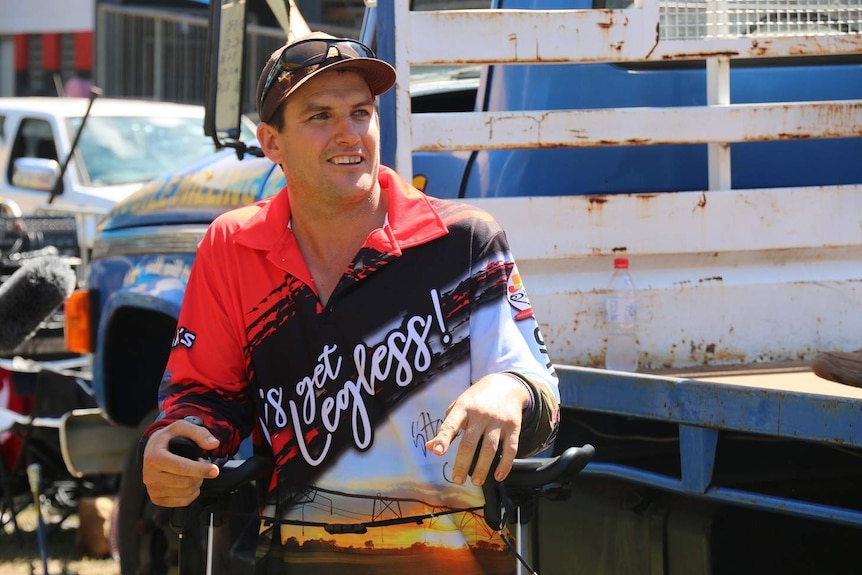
334,170,377,190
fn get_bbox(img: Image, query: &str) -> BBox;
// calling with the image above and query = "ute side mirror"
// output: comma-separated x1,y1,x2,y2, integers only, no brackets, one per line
11,157,61,194
204,0,260,159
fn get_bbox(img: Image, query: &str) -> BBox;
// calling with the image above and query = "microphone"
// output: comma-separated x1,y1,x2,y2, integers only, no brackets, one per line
0,255,77,354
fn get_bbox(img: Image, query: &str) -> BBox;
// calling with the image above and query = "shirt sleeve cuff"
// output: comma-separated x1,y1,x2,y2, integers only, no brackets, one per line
500,371,535,415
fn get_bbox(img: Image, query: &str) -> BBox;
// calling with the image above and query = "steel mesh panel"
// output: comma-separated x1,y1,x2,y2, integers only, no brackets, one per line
660,0,862,39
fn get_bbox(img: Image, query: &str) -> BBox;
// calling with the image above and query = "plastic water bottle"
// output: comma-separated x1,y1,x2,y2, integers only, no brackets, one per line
605,257,638,371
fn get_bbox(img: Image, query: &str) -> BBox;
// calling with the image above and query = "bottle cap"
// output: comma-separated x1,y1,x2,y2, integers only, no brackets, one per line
614,257,629,269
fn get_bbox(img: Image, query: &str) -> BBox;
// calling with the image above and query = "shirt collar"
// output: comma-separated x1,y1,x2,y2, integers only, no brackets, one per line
233,165,448,255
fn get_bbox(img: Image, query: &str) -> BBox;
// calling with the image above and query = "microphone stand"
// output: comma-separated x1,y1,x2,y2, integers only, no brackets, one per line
26,463,52,575
169,417,205,575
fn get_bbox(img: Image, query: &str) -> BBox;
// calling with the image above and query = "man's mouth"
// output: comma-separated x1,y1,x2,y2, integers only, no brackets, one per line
331,155,362,165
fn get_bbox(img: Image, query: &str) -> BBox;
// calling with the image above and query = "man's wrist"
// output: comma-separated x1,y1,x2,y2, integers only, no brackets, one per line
501,371,534,415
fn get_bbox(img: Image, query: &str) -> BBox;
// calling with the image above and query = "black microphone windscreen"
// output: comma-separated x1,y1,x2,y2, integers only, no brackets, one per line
0,255,77,354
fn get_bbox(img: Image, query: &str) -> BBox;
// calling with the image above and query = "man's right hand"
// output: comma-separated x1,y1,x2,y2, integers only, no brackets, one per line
141,418,220,507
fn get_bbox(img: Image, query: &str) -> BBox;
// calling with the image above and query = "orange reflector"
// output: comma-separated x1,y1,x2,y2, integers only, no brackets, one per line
65,289,92,353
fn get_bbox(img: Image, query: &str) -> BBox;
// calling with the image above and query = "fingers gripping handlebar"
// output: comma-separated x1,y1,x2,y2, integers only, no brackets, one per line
166,416,205,536
167,438,274,532
166,417,273,535
167,435,203,535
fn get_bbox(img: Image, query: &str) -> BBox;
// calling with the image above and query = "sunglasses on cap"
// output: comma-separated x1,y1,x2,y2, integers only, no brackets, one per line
258,37,378,114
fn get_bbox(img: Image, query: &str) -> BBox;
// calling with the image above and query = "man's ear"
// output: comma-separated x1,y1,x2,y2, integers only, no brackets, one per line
257,123,285,164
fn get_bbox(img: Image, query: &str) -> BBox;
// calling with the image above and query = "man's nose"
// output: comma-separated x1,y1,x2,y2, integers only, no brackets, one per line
333,115,361,144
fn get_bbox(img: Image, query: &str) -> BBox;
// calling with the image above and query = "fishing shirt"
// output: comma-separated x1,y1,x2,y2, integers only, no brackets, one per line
147,166,560,574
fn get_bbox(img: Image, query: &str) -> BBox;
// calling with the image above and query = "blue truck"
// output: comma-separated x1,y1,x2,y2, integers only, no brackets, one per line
56,0,862,573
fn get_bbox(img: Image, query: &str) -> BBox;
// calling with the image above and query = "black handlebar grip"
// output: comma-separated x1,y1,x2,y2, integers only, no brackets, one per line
167,416,205,535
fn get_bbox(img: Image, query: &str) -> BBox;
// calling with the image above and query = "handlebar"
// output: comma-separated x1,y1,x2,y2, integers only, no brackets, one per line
168,443,594,500
167,415,272,535
168,434,593,535
167,436,274,498
480,444,595,531
506,444,595,488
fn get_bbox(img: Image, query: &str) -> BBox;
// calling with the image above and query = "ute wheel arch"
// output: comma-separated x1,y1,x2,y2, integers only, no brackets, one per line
100,306,177,428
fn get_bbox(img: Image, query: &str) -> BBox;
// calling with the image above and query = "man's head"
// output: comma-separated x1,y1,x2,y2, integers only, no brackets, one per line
256,32,396,125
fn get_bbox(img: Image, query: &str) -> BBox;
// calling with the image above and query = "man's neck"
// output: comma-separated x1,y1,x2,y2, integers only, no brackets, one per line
290,190,388,305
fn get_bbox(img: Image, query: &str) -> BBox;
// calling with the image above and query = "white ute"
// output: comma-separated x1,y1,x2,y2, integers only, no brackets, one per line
0,96,256,250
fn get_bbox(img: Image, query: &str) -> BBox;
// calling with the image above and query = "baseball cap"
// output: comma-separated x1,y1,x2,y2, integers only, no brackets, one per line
256,31,396,123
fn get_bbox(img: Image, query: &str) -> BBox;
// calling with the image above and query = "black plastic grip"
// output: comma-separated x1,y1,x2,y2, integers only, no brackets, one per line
505,444,595,488
168,436,202,461
201,456,273,494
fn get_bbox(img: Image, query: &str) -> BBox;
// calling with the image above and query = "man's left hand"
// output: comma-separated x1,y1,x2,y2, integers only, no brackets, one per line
425,373,531,486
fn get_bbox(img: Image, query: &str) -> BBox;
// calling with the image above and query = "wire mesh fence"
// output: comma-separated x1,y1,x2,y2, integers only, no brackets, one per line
95,5,284,118
95,0,862,111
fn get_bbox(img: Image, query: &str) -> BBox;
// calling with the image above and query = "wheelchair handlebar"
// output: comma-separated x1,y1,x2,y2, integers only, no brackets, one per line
506,444,595,488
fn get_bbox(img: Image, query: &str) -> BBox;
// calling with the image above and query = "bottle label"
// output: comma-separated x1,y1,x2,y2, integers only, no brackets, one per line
606,297,637,325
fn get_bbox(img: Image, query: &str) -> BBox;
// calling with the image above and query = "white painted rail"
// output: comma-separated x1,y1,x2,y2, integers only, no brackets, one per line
382,0,862,370
389,0,862,183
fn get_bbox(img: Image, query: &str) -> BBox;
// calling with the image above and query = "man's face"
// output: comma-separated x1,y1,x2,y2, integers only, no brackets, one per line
271,69,380,205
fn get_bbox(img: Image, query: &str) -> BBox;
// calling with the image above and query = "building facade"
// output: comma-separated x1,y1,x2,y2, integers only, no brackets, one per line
0,0,484,99
0,0,95,97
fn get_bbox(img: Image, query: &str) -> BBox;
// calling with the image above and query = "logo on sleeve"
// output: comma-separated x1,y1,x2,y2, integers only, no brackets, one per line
172,326,196,349
507,266,534,321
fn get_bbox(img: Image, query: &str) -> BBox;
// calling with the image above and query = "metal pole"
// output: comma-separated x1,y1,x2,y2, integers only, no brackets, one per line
26,463,51,575
154,19,164,100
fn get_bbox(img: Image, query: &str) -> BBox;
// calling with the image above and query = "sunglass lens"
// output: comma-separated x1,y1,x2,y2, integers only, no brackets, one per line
261,39,378,114
279,40,331,70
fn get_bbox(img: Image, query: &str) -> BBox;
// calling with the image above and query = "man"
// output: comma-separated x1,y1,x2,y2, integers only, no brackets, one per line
141,32,559,574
